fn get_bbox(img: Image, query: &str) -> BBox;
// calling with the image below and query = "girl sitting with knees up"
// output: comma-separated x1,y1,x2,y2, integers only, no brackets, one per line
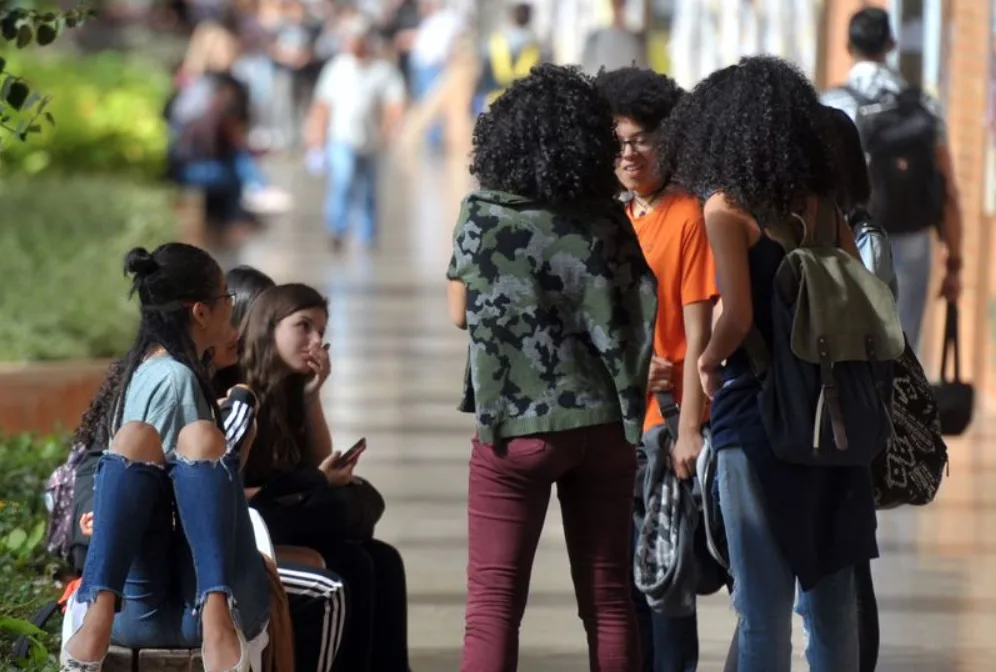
233,282,410,672
62,243,270,672
69,264,350,672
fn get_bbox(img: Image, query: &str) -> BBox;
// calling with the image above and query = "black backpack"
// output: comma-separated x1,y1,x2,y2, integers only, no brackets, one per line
847,85,946,235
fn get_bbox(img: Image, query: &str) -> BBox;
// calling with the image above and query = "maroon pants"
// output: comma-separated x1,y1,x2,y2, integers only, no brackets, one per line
461,423,640,672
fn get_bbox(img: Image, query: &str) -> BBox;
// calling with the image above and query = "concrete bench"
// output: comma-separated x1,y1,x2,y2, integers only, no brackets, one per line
104,645,202,671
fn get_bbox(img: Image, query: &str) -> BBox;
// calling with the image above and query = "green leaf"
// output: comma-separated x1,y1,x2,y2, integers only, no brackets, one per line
0,616,46,637
21,633,49,662
16,24,33,49
36,23,57,46
43,111,54,126
0,616,45,637
5,527,27,550
25,519,45,550
1,15,18,41
22,91,40,111
5,80,28,110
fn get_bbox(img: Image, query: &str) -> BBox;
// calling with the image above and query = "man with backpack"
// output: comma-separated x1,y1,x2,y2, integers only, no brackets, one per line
822,7,963,351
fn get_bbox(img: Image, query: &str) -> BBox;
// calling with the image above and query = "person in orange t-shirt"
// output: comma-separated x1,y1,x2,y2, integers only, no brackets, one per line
597,66,719,672
598,68,718,481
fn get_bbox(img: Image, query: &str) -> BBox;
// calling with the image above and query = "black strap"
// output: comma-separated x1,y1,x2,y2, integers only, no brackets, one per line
655,391,681,440
939,301,962,383
12,600,62,660
844,84,875,107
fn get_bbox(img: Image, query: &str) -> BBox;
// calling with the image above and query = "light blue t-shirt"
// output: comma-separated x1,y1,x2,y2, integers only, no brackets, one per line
118,356,214,453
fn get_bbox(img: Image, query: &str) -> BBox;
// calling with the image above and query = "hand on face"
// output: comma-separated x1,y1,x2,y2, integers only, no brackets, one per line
303,343,331,399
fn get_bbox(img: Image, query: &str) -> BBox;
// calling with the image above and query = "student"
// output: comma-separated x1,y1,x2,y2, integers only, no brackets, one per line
305,15,406,250
662,57,876,672
597,66,717,672
240,283,410,672
212,265,348,672
62,243,269,672
448,63,658,672
822,7,961,350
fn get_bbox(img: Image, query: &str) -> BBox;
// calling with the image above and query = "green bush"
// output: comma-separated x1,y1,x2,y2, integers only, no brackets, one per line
0,434,69,669
0,49,170,178
0,175,176,361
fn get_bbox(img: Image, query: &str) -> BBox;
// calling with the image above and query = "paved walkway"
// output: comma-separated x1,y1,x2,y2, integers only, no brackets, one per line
233,151,996,671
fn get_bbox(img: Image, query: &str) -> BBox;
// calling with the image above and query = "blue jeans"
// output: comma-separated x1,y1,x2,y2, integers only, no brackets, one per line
409,61,444,149
178,152,266,193
174,152,266,229
325,142,378,245
890,230,933,351
631,523,698,672
77,450,270,648
717,448,858,672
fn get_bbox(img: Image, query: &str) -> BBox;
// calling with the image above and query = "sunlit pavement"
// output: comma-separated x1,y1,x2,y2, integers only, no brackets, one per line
230,149,996,671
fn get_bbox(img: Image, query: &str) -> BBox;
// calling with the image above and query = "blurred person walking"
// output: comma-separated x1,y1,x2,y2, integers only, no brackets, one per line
306,15,406,251
581,0,646,76
822,7,962,351
407,0,464,149
474,2,548,115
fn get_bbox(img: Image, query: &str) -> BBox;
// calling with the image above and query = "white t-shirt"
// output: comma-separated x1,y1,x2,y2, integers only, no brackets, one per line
410,8,464,68
314,53,406,154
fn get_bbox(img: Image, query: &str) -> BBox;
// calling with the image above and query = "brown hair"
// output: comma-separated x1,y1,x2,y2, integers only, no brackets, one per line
241,283,328,485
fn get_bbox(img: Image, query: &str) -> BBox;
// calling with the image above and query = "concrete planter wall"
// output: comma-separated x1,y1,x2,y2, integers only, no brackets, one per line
0,360,112,436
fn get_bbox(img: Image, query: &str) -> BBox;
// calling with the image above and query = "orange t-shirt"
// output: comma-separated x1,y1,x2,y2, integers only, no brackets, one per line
628,193,719,432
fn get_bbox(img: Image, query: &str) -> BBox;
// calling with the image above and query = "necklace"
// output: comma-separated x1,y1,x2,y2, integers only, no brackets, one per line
631,185,666,217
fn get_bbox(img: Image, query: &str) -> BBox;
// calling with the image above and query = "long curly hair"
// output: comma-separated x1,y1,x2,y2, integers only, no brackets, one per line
470,63,620,204
660,56,836,223
240,283,328,485
594,66,686,132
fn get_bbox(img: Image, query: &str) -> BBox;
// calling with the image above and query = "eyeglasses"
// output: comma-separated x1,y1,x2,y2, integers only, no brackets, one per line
619,134,656,153
215,291,236,306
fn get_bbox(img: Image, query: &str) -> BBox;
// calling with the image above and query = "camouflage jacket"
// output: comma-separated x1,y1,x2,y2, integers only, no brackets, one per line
447,189,658,446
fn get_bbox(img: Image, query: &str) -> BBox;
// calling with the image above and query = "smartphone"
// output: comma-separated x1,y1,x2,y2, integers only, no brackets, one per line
332,437,366,469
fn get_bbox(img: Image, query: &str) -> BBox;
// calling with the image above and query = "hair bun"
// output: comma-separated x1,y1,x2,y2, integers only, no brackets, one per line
124,247,159,278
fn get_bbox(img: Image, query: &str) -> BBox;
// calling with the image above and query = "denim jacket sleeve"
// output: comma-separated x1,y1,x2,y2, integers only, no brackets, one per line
853,221,900,301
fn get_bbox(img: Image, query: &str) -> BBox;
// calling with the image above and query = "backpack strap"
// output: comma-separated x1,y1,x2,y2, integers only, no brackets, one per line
12,599,64,661
844,84,874,107
816,335,849,451
655,391,681,441
740,200,839,379
812,198,841,247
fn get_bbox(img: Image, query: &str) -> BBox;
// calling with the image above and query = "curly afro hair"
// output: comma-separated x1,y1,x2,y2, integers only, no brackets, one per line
660,56,836,222
594,66,686,132
470,63,619,204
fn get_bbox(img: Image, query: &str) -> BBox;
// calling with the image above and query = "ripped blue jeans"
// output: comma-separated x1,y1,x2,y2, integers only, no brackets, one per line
75,449,270,648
